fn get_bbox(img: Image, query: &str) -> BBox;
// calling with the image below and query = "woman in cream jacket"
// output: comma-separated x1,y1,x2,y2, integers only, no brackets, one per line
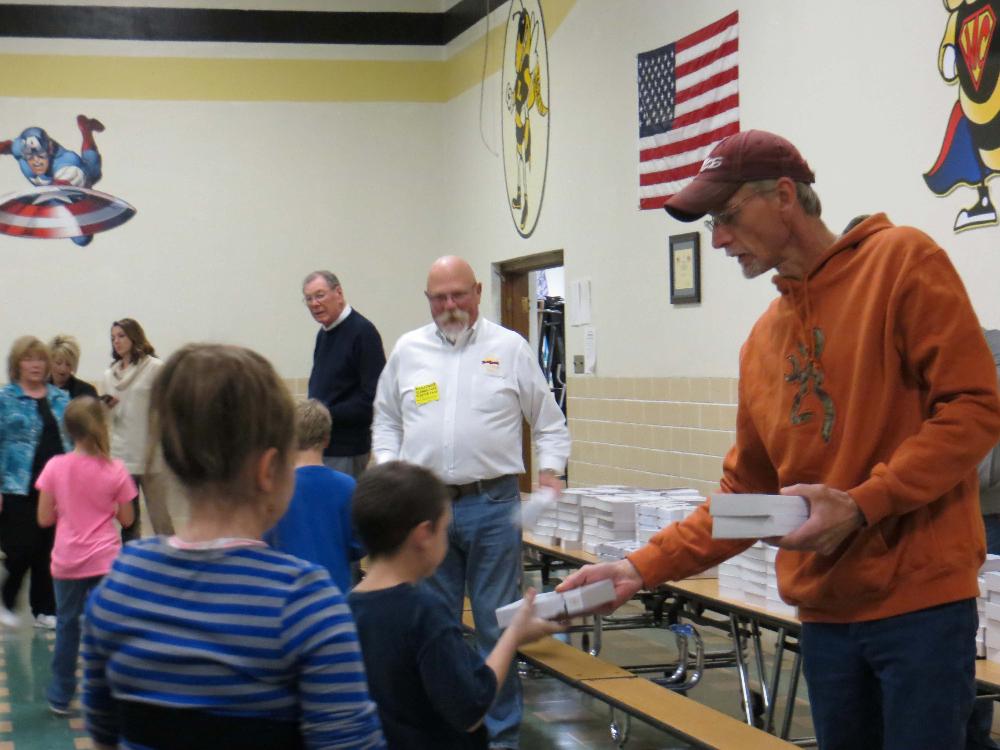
102,319,173,541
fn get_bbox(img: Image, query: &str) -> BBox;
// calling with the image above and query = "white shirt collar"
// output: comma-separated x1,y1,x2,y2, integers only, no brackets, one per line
434,316,482,347
323,304,353,332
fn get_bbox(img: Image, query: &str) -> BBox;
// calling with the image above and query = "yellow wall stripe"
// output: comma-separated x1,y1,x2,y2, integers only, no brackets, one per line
0,0,575,103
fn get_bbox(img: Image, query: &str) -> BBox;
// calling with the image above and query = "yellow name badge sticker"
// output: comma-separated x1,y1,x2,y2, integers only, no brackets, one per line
414,382,440,406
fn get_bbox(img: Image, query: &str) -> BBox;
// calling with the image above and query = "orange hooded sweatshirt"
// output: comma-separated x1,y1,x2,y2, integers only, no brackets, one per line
629,214,1000,622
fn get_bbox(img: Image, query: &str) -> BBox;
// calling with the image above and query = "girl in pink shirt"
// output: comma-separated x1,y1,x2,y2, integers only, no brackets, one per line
36,396,136,716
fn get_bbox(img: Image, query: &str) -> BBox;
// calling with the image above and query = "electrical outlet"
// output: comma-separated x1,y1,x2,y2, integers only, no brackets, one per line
573,355,584,374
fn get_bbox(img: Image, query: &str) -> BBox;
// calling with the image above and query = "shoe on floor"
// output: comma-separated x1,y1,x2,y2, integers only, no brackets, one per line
34,613,56,629
0,607,20,628
48,701,74,717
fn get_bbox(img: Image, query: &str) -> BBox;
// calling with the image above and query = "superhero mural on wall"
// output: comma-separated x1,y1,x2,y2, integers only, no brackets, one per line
925,0,1000,232
0,115,135,246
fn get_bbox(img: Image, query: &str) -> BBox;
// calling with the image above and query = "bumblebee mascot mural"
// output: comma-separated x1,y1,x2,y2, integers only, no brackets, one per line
502,0,549,238
925,0,1000,232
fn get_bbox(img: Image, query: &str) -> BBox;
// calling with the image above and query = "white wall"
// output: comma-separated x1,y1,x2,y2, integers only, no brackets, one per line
3,0,999,383
0,98,444,381
445,0,1000,377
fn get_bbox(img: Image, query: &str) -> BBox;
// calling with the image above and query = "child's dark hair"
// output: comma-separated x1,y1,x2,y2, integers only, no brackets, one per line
150,344,294,500
64,396,110,458
352,461,450,558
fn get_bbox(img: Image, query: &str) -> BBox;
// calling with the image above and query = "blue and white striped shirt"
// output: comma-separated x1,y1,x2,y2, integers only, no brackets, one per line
83,537,384,749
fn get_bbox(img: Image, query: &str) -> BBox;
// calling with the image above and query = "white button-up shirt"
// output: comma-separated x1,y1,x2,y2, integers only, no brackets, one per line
372,317,570,484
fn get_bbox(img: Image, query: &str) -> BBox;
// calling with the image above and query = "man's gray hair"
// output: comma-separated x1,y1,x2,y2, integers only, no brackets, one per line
746,178,822,217
302,270,341,291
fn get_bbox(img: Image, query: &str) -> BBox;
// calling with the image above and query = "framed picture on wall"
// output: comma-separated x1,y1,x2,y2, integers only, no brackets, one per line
669,232,701,304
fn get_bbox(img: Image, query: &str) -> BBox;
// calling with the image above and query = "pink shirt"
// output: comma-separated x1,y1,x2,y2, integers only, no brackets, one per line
36,452,137,579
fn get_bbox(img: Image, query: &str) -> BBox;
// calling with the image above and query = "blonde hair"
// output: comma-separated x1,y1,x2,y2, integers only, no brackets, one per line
296,399,332,451
64,397,111,458
48,334,81,372
150,344,295,503
7,336,50,383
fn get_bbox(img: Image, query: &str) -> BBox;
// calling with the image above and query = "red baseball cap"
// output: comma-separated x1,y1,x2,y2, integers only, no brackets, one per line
664,130,815,222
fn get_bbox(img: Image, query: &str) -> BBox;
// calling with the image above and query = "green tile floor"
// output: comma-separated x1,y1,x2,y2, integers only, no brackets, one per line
0,621,88,750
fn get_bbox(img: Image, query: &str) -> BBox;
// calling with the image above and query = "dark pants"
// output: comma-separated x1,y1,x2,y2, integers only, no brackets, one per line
322,453,370,479
0,493,55,616
801,598,977,750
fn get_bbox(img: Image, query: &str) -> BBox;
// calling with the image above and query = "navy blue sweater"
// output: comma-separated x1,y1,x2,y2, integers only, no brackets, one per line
308,309,386,457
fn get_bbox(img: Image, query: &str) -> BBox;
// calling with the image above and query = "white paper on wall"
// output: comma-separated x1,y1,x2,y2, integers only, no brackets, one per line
583,325,596,374
569,279,592,326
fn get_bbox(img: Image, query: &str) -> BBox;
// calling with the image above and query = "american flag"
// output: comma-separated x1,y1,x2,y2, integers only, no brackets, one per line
638,12,739,210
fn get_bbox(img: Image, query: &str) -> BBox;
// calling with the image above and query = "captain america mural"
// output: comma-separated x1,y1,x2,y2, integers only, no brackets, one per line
925,0,1000,232
0,114,135,246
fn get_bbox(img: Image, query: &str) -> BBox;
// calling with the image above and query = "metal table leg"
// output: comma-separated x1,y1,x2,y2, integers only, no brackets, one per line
749,619,771,720
764,626,786,734
589,613,603,657
728,613,755,725
780,649,803,740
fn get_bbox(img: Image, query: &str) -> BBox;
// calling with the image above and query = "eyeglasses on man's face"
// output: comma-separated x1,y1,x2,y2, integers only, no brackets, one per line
425,285,477,306
303,286,339,305
704,187,777,233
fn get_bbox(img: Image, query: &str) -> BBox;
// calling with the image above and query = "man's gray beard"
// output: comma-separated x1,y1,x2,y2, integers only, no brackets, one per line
435,312,470,343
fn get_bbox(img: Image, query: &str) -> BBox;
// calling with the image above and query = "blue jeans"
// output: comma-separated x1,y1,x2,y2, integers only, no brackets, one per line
801,598,977,750
425,476,522,749
322,453,369,479
47,575,103,709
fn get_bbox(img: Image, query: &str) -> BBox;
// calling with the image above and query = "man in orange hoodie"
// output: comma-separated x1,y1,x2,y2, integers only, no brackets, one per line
560,131,1000,749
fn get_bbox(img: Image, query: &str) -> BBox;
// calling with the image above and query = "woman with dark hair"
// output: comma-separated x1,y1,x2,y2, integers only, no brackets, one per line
101,319,174,541
0,336,70,629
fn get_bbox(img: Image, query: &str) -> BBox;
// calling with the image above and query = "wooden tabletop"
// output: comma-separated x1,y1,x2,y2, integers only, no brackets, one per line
581,677,797,749
523,534,800,628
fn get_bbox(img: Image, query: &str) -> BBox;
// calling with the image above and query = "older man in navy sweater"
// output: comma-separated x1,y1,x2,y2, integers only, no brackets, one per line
303,270,386,478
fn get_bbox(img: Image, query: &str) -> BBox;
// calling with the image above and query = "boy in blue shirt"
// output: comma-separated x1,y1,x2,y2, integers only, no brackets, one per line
348,461,560,749
264,399,363,593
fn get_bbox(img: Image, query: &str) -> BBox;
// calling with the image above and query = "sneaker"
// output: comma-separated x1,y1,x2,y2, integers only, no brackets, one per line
33,614,56,630
48,701,74,717
0,607,20,628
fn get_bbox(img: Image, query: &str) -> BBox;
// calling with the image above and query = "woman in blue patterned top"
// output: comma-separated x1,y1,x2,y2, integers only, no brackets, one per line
82,343,384,750
0,336,70,630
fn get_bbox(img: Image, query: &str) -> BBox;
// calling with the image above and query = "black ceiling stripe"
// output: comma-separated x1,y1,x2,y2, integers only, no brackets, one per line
0,2,513,46
442,0,510,42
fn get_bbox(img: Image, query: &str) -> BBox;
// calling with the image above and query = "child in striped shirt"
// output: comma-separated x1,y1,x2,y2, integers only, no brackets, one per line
82,344,385,750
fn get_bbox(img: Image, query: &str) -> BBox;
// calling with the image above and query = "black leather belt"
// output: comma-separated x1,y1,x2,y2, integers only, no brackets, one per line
446,475,512,500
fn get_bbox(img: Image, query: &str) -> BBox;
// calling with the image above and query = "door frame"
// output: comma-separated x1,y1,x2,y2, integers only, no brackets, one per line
495,249,565,493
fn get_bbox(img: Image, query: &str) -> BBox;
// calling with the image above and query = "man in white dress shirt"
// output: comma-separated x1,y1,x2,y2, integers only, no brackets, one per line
372,255,570,749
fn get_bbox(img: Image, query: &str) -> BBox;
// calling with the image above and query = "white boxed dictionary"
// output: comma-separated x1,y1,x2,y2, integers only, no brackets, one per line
710,494,809,517
495,579,615,628
710,493,809,539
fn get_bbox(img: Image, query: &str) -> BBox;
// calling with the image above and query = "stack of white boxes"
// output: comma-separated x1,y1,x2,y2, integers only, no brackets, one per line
553,488,586,550
523,485,635,549
581,493,643,554
979,555,1000,659
524,493,561,545
635,490,706,544
717,541,796,617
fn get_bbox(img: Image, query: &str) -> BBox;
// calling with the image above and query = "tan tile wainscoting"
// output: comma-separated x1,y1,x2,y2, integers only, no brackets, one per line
567,376,737,495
